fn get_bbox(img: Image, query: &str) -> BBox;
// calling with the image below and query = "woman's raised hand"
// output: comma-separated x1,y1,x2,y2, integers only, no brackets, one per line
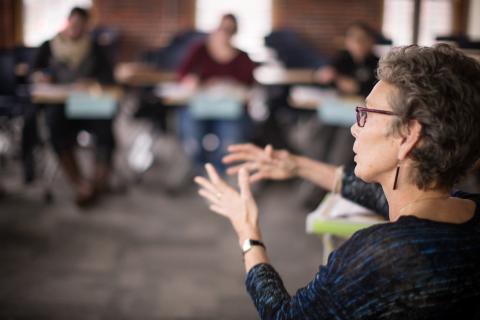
194,164,261,245
222,143,298,182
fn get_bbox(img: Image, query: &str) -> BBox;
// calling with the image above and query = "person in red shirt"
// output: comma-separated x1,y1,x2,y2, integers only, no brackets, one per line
177,13,256,174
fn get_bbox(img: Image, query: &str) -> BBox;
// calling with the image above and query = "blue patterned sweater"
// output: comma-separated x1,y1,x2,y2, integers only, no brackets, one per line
245,173,480,319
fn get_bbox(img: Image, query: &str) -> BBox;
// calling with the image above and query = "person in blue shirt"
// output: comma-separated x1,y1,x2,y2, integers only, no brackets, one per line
195,44,480,319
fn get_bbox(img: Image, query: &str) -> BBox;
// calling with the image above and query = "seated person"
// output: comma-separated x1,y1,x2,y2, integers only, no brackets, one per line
195,44,480,319
306,22,381,179
31,7,115,206
315,21,380,97
177,13,256,174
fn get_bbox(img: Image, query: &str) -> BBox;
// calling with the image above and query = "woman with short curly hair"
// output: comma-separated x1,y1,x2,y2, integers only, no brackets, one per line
195,44,480,319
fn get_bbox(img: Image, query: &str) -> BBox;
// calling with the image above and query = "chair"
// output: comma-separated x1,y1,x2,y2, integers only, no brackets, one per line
265,28,328,68
92,26,120,65
0,50,23,167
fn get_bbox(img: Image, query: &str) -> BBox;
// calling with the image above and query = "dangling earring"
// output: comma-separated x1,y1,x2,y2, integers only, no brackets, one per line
393,165,400,190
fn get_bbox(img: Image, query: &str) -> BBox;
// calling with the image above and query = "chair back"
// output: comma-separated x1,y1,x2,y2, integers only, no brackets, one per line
0,50,16,96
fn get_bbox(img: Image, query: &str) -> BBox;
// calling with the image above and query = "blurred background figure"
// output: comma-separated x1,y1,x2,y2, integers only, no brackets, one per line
177,13,256,174
31,7,115,206
289,22,382,209
315,22,379,97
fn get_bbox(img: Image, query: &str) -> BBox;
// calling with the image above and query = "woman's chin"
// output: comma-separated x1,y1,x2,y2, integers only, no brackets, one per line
353,163,361,177
353,165,372,183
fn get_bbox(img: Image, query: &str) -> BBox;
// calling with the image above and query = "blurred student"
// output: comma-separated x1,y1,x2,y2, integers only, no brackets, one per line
31,7,115,207
177,13,256,174
315,22,379,97
307,22,381,176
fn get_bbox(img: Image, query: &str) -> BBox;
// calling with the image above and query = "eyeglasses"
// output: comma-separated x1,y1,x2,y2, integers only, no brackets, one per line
355,106,397,127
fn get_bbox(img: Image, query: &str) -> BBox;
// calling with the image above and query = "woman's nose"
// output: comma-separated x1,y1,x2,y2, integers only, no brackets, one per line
350,122,358,138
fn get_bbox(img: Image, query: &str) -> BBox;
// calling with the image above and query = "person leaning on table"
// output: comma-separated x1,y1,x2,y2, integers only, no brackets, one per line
194,44,480,319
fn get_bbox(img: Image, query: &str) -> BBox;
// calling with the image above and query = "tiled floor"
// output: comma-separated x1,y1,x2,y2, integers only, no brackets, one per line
0,165,326,319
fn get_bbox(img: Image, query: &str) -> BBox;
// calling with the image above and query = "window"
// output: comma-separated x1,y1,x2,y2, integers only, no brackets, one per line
23,0,92,47
382,0,453,46
418,0,452,46
383,0,414,45
467,0,480,39
195,0,272,62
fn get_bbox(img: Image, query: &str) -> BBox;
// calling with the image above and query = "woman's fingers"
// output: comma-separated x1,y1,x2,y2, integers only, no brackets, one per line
223,152,258,164
226,164,242,176
227,143,261,153
223,144,263,163
205,163,225,187
210,204,228,216
194,176,218,195
226,162,258,176
264,144,273,160
198,188,221,205
238,167,252,199
249,171,266,183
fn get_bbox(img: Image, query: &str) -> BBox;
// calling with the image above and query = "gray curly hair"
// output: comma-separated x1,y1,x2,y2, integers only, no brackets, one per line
377,44,480,190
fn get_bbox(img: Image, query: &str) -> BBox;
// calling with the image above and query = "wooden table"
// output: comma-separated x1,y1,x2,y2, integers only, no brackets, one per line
114,63,176,87
115,63,317,87
31,83,123,104
254,65,316,85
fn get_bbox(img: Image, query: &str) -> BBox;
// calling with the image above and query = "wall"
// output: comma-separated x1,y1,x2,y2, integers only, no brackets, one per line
92,0,195,61
0,0,23,49
91,0,383,61
273,0,384,57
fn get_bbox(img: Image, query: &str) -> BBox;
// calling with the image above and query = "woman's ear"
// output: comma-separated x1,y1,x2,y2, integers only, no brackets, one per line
398,119,422,161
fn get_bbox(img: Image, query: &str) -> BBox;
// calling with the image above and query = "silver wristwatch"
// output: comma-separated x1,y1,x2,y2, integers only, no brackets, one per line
241,239,265,255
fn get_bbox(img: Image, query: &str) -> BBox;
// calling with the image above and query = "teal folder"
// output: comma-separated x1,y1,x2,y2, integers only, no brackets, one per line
188,93,243,120
317,99,356,127
66,91,117,119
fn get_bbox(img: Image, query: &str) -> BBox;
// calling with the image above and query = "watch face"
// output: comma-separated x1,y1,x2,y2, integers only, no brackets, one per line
242,239,252,252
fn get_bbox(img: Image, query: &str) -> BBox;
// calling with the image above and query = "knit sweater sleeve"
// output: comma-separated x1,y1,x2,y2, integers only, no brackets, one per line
244,226,386,320
245,262,346,320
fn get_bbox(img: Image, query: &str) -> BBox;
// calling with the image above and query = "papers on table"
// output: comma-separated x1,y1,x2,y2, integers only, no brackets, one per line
290,86,336,109
306,192,385,236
